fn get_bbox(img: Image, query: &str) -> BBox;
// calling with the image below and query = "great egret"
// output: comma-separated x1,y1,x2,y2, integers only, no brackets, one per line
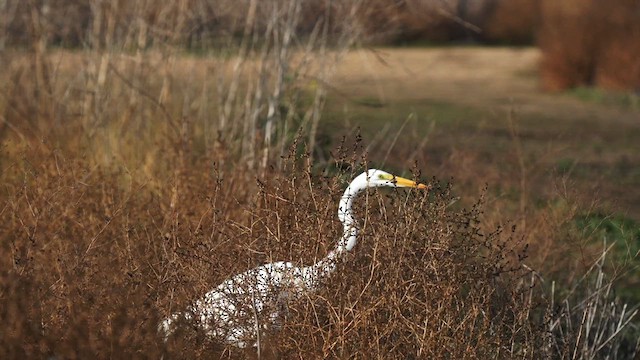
159,169,427,347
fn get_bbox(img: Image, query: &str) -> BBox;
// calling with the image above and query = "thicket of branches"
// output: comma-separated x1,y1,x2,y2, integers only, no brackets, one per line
1,147,637,358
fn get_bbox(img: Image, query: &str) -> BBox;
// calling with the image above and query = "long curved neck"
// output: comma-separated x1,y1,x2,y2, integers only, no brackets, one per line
304,182,364,285
336,183,361,253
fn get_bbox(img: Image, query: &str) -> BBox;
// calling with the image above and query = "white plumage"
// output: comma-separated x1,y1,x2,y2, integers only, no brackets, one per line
159,169,427,347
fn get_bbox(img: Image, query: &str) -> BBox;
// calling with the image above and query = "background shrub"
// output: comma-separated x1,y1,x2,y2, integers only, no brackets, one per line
538,0,640,91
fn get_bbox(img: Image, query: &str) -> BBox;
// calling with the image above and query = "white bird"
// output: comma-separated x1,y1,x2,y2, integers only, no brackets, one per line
159,169,427,347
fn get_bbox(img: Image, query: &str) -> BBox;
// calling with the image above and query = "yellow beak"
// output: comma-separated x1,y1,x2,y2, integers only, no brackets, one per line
394,175,429,189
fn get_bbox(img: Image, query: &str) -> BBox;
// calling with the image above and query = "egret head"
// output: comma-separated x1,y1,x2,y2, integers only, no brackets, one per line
356,169,428,190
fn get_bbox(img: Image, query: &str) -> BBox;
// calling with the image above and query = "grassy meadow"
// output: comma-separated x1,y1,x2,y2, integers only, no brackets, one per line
1,1,640,358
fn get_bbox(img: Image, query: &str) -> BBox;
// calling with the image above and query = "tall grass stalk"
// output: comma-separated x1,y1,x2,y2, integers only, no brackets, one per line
0,0,362,177
546,243,639,359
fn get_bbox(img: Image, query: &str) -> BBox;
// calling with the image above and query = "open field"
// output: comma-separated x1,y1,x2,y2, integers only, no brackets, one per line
1,46,639,358
323,47,640,220
321,49,640,300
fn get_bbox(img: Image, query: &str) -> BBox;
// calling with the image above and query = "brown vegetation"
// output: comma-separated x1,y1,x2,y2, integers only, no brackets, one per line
0,1,639,358
1,0,539,48
483,0,540,44
7,0,640,91
0,0,364,175
539,0,640,91
1,144,637,358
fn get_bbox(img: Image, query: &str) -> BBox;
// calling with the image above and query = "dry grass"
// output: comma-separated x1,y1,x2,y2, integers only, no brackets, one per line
1,2,638,357
1,144,637,358
2,48,636,359
0,145,535,357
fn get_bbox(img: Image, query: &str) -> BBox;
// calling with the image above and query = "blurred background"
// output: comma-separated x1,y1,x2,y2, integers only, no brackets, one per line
2,0,638,256
0,0,639,357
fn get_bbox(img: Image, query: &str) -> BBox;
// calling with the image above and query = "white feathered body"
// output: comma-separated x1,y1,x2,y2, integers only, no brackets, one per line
160,258,333,347
159,169,423,347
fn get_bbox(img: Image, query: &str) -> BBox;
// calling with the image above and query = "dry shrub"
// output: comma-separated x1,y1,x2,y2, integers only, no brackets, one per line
1,145,535,358
538,0,598,91
539,0,640,91
355,0,464,44
592,1,640,90
194,140,540,357
356,0,541,45
0,148,267,357
276,184,540,358
1,144,637,358
0,156,165,358
355,0,514,44
483,0,539,44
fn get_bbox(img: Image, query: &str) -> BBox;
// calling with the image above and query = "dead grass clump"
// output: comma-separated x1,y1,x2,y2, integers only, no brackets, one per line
539,0,640,91
546,245,639,359
0,154,165,357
